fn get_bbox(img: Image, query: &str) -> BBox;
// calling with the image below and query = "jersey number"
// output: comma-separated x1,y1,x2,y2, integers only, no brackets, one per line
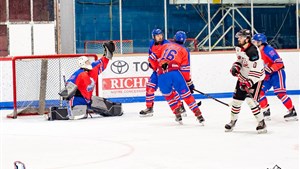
162,49,177,61
253,62,257,68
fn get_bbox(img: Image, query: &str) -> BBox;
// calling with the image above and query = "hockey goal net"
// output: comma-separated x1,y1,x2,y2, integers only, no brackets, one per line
168,38,198,52
6,54,99,118
84,40,134,54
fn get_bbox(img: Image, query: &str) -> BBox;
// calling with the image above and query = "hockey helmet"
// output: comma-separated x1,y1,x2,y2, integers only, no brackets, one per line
174,31,187,44
77,56,92,70
152,28,163,39
252,33,267,44
235,29,252,39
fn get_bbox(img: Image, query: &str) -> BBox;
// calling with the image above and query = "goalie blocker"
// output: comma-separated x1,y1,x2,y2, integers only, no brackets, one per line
58,81,77,100
48,96,123,120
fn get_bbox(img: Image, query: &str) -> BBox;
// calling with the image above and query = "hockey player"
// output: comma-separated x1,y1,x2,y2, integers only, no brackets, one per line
156,31,204,124
139,29,185,117
252,33,297,121
226,29,266,133
64,41,115,119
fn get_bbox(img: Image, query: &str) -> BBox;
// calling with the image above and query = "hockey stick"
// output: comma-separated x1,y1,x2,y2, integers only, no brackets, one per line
193,89,229,107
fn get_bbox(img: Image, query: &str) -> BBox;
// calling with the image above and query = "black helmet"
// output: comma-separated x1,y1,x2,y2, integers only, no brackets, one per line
235,29,252,39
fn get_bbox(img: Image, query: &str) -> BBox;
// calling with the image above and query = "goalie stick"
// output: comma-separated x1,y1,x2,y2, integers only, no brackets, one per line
62,74,72,117
193,89,229,107
61,74,94,119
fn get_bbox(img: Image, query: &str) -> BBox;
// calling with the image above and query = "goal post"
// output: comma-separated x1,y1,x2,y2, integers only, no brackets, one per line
167,38,198,52
84,40,134,54
8,54,99,118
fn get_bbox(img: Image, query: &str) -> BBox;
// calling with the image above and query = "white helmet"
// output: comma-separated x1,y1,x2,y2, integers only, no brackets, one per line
77,56,92,70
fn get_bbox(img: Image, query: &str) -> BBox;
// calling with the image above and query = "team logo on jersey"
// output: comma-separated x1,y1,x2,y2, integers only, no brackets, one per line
110,60,129,74
86,78,95,92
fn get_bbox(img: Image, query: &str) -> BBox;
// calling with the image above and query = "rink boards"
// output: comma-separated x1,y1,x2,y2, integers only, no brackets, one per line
0,50,299,109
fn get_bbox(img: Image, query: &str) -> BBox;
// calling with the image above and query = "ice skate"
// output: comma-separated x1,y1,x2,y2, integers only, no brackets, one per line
196,115,205,125
225,119,237,132
174,106,184,124
263,108,271,121
139,107,154,117
284,107,298,121
180,102,187,117
175,113,183,124
256,119,267,134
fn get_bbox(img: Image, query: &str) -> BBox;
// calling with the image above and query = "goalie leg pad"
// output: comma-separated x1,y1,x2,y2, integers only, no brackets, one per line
91,96,123,116
49,106,69,120
69,105,88,120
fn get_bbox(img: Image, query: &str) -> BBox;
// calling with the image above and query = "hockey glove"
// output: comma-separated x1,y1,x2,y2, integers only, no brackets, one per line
103,41,115,60
186,79,195,93
161,62,168,70
239,79,254,91
230,62,242,77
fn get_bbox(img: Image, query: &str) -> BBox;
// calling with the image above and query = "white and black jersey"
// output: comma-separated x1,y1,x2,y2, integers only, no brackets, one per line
235,43,265,84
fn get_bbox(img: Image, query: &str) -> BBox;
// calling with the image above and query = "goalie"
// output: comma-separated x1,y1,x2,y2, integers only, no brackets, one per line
53,41,123,120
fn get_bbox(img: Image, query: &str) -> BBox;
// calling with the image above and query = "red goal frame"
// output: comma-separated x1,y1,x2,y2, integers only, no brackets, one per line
2,54,99,118
167,38,198,52
84,40,134,54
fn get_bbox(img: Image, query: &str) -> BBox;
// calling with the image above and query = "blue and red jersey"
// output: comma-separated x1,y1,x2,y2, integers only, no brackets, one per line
148,39,169,71
156,42,191,81
67,57,109,105
260,45,284,72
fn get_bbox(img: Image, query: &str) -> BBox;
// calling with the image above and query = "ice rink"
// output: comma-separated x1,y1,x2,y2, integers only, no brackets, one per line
1,96,299,169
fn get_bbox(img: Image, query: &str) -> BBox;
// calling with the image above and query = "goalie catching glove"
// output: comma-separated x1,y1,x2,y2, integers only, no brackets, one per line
103,41,115,60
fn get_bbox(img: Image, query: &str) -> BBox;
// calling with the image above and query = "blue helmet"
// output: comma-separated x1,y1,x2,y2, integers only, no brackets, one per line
152,29,163,39
174,31,186,44
252,33,267,43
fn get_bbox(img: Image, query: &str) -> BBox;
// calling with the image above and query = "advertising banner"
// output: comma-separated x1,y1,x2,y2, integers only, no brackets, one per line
101,56,160,98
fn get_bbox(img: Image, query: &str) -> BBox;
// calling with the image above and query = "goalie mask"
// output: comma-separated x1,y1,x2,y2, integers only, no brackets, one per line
77,56,92,70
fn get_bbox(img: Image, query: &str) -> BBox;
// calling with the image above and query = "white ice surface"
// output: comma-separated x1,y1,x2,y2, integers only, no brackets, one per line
1,96,299,169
